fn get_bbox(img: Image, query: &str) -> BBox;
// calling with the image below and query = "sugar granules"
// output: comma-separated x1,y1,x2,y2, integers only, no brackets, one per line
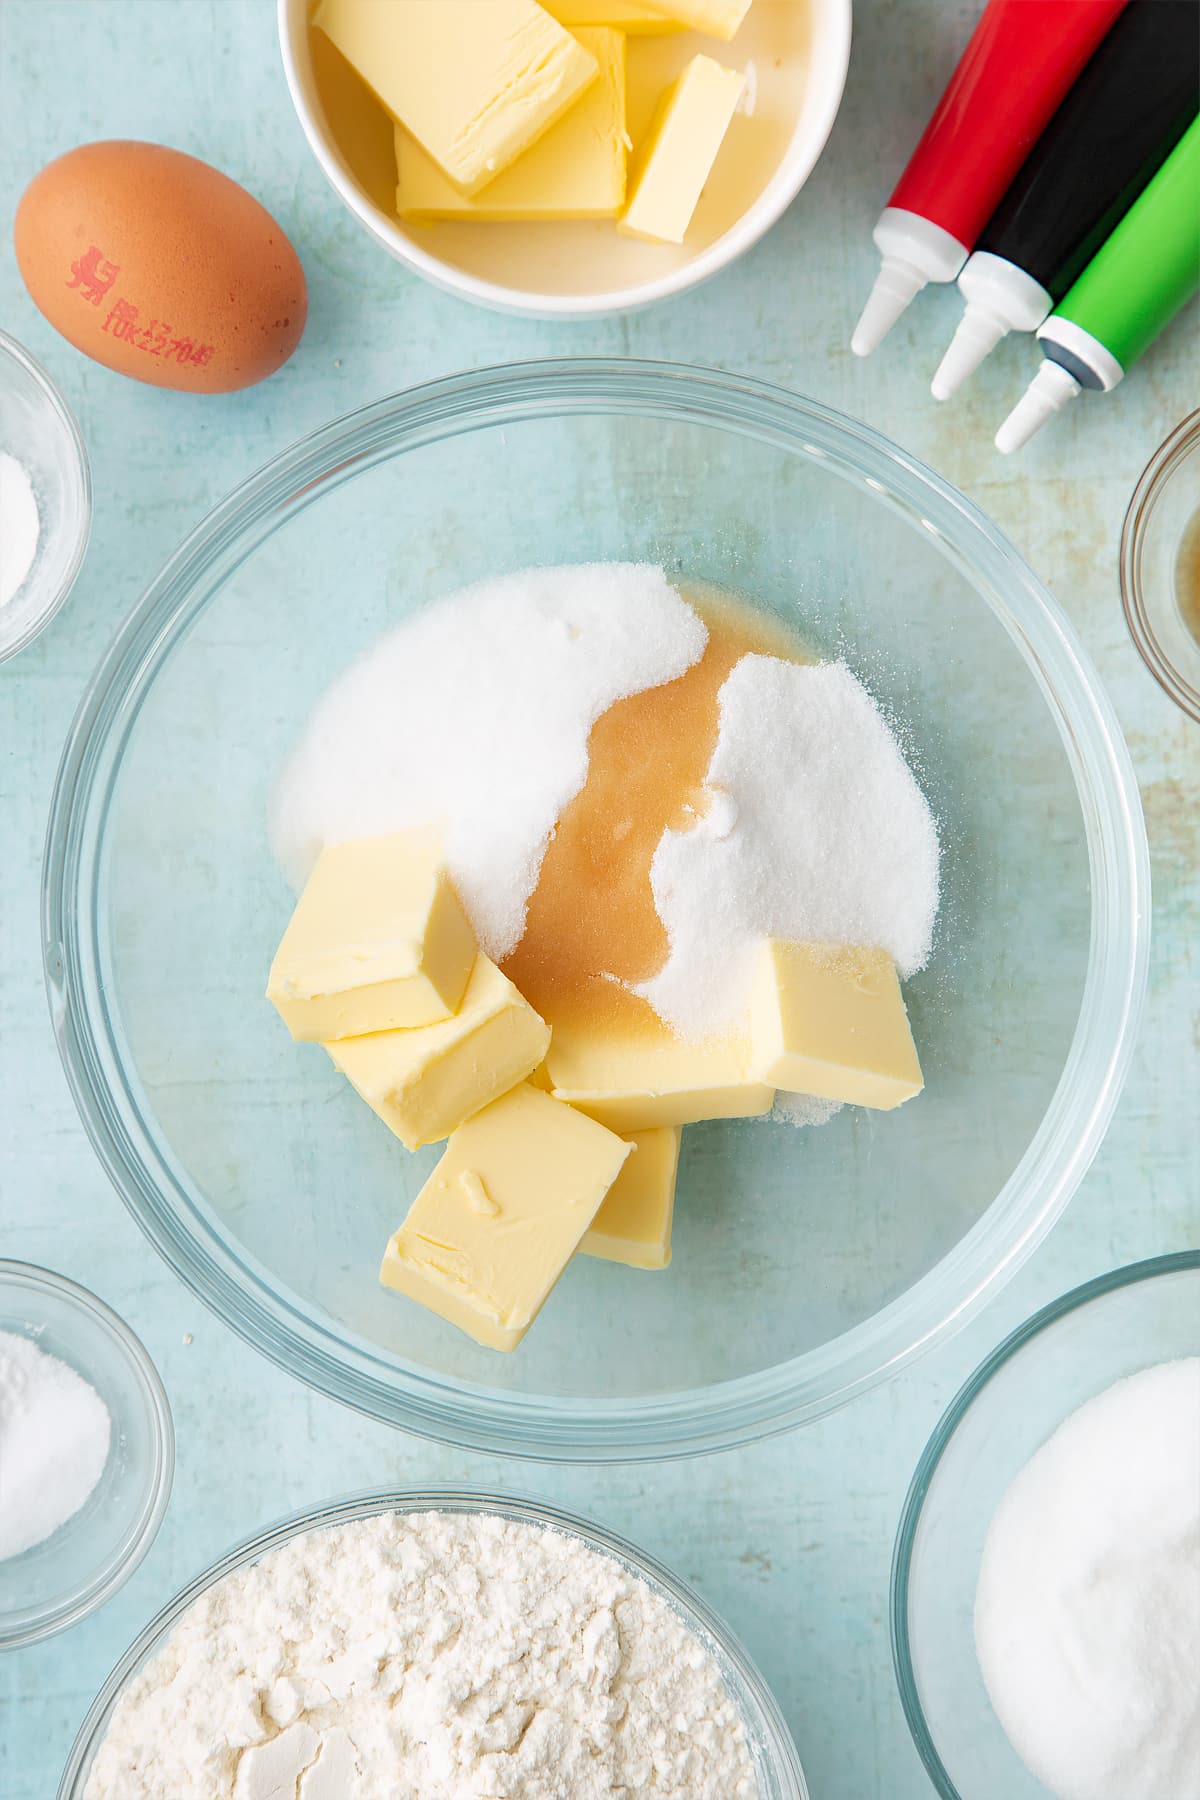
0,1329,111,1560
272,563,707,961
975,1358,1200,1800
0,452,40,611
640,654,938,1038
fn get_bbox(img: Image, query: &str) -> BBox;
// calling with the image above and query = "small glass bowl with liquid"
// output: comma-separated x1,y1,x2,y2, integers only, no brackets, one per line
1121,410,1200,722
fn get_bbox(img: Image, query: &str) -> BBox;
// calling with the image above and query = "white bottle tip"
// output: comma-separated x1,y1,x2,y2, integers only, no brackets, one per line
851,258,927,357
994,360,1081,454
931,304,1009,401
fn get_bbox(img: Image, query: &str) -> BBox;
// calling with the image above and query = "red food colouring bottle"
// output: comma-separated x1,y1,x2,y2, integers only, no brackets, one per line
851,0,1127,357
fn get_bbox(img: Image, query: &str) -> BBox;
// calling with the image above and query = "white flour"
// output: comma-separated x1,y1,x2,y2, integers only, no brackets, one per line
0,452,40,610
85,1509,760,1799
0,1329,111,1560
975,1357,1200,1800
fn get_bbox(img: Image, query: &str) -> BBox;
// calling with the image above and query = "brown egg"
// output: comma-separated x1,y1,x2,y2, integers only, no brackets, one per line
14,141,307,394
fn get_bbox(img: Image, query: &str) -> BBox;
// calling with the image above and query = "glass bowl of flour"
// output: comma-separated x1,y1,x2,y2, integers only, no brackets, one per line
892,1251,1200,1800
43,360,1149,1459
59,1488,808,1799
0,1262,173,1648
0,330,90,663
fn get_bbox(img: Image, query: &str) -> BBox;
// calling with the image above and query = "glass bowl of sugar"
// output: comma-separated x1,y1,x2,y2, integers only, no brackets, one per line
892,1252,1200,1800
0,330,91,663
0,1262,173,1649
43,360,1148,1461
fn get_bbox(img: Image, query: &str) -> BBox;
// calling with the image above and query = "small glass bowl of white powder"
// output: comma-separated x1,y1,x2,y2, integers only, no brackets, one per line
892,1251,1200,1800
0,330,90,663
62,1489,808,1799
0,1262,173,1648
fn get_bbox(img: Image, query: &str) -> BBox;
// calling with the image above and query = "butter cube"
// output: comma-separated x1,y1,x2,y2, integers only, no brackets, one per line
640,0,753,37
547,1021,773,1130
750,941,924,1111
326,955,550,1150
396,29,627,222
544,0,682,30
267,832,476,1042
581,1126,680,1268
619,53,745,244
380,1083,631,1350
312,0,599,195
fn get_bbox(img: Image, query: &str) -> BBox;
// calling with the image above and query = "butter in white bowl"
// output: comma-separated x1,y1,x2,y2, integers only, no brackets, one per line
281,0,853,314
395,27,629,223
312,0,600,195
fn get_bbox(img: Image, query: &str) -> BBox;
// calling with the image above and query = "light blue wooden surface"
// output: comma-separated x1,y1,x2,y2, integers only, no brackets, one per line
1,3,1196,1795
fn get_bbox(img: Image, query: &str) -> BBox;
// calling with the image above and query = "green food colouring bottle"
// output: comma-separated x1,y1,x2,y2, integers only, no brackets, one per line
996,115,1200,453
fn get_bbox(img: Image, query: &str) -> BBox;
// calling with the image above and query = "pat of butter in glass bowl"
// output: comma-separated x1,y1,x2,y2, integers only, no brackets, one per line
277,0,852,317
44,361,1148,1462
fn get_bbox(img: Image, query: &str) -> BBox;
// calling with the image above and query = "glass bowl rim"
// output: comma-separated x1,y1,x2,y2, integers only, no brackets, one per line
889,1248,1200,1800
42,356,1150,1462
56,1483,808,1800
0,1259,174,1649
0,328,92,665
1119,407,1200,723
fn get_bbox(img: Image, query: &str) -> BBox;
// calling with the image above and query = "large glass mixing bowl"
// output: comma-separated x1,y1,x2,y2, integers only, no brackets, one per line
43,361,1148,1460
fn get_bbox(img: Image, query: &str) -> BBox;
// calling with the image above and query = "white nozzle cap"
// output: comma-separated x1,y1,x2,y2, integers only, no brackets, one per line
995,360,1081,454
933,254,1053,399
851,209,968,357
852,257,928,357
932,305,1010,399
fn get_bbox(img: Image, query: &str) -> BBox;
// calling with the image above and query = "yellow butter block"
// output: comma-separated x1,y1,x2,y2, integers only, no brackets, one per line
326,955,550,1149
750,941,924,1111
547,1021,773,1131
619,52,745,244
312,0,599,195
640,0,753,37
395,28,626,222
544,0,681,30
380,1083,631,1350
581,1126,680,1268
267,831,476,1042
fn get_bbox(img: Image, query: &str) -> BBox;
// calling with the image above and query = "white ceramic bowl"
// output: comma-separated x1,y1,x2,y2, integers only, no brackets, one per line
277,0,852,318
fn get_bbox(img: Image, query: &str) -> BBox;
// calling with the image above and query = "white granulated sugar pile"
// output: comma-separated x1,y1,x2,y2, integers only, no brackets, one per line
271,564,707,961
85,1509,760,1800
0,1329,111,1560
975,1358,1200,1800
640,655,939,1039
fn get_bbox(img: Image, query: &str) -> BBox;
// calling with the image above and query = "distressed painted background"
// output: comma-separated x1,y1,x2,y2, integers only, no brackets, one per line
1,2,1196,1795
